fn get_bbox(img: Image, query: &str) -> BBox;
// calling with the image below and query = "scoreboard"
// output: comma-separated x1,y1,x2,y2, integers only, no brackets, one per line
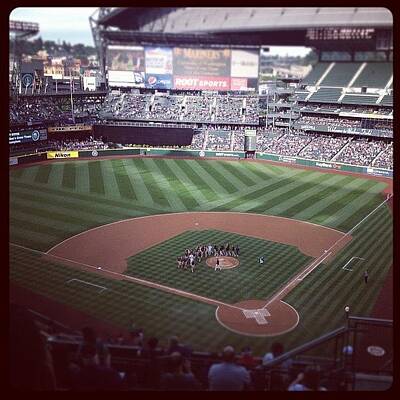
9,129,47,145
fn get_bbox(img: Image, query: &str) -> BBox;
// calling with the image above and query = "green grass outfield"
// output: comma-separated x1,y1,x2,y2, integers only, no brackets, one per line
9,157,392,354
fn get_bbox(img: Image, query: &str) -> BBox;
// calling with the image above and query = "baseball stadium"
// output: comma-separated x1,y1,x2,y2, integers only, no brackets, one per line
9,7,393,391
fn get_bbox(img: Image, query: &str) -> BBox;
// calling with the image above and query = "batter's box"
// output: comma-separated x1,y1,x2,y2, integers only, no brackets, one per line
342,257,365,272
243,308,271,325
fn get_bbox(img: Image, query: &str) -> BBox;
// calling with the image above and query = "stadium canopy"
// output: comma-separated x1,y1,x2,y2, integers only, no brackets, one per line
98,7,392,33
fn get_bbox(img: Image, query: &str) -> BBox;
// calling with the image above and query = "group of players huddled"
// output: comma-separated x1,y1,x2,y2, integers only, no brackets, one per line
177,243,240,272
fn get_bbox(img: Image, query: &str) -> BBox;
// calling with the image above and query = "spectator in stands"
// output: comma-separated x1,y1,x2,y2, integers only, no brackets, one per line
237,346,258,370
10,303,57,390
288,366,327,391
167,335,192,358
141,337,164,389
262,342,293,391
76,326,110,367
208,346,251,391
70,343,123,391
160,352,202,391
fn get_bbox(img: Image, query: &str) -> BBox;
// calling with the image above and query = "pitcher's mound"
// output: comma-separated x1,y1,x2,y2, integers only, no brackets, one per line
206,256,239,269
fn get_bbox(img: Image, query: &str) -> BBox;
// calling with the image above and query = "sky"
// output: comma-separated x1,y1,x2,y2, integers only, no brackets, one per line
10,7,311,56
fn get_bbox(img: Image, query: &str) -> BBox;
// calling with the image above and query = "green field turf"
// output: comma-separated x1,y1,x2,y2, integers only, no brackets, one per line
9,157,392,354
125,229,312,303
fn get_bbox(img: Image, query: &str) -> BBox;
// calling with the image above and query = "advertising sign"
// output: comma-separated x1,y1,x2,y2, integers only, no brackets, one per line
231,50,259,78
106,45,145,72
47,151,79,159
9,129,47,145
174,76,230,91
145,47,173,74
9,157,18,166
108,71,145,88
145,73,173,89
173,47,231,77
231,77,248,91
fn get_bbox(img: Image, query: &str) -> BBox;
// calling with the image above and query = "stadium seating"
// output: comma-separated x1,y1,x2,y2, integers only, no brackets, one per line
351,63,393,89
319,63,361,87
301,63,331,85
341,95,379,105
379,95,393,107
308,88,342,103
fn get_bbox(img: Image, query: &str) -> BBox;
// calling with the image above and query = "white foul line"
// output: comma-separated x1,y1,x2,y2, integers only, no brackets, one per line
262,193,392,309
10,242,246,312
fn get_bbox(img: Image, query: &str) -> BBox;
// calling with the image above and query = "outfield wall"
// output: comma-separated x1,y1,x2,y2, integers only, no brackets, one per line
10,148,392,178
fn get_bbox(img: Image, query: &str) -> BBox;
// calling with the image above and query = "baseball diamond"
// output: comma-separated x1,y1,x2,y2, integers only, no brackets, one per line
9,156,393,356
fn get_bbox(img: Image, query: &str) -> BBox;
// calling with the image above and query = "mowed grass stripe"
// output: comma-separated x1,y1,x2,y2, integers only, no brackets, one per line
9,234,52,251
321,182,387,228
238,161,279,181
75,161,90,193
62,162,76,190
292,177,374,221
174,160,220,202
143,158,187,210
309,179,382,227
98,159,122,199
18,165,40,183
10,186,146,224
234,170,320,213
210,168,303,211
166,159,210,205
197,160,238,193
206,161,248,192
9,168,25,180
10,199,94,229
88,161,105,195
133,158,171,208
124,158,155,205
46,162,64,188
152,159,200,209
9,215,78,238
218,161,257,187
10,177,166,215
111,159,137,200
264,172,346,216
336,195,390,233
186,160,230,195
34,164,52,184
282,175,355,219
10,208,86,233
10,224,60,245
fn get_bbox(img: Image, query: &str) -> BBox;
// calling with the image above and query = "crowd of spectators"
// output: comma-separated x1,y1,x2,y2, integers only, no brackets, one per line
97,93,259,125
206,130,232,151
10,97,72,125
47,138,107,151
372,141,393,169
299,134,350,161
11,303,344,391
257,130,312,156
335,138,390,167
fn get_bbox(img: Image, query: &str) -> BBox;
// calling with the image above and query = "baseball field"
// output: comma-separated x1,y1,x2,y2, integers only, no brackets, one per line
9,156,393,355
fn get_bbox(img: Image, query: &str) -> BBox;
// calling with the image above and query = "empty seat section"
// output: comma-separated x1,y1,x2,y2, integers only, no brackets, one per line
319,63,361,87
301,63,330,85
341,95,379,105
380,95,393,107
308,88,342,103
352,63,393,89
